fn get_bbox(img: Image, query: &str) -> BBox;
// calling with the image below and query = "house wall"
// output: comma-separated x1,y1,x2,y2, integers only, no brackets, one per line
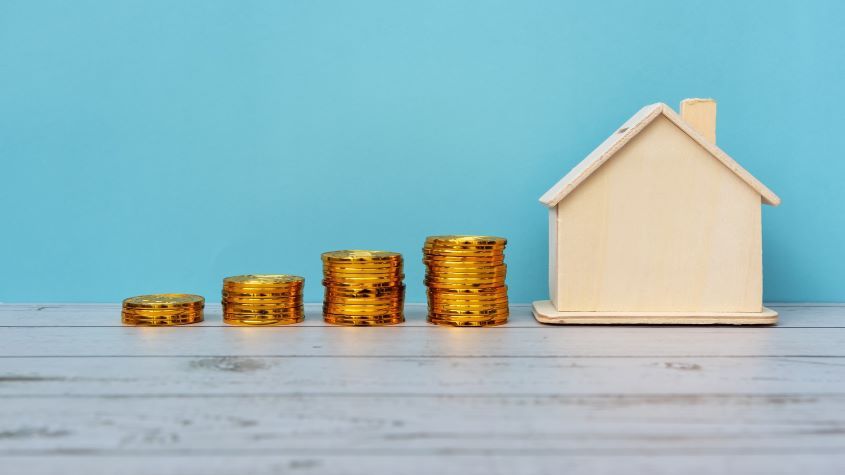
553,115,762,312
548,207,558,304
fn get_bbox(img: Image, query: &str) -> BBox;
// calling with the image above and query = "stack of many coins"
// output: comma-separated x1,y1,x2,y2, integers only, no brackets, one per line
222,274,305,325
121,294,205,326
423,235,509,326
322,250,405,326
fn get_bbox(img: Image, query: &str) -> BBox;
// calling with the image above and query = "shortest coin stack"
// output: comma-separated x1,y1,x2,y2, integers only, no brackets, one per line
122,294,205,326
222,274,305,325
322,250,405,326
424,235,509,326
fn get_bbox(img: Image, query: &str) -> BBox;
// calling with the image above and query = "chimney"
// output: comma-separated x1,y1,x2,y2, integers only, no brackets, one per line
680,98,717,143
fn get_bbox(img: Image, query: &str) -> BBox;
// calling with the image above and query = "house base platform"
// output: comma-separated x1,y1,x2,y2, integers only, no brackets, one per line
532,300,779,325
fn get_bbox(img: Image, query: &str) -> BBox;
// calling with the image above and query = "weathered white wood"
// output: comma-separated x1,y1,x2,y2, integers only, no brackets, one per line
4,324,845,357
1,304,844,474
533,300,778,325
3,355,845,396
8,454,845,475
2,393,845,453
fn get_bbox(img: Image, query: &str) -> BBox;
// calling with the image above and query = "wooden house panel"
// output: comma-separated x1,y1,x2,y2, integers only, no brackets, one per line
554,116,762,312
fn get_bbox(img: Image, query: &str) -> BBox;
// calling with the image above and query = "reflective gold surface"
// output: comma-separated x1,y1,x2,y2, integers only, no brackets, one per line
121,294,205,326
322,249,404,326
222,274,304,326
423,235,508,327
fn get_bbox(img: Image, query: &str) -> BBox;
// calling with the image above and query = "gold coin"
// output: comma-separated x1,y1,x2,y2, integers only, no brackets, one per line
425,235,507,246
427,285,507,294
428,304,510,315
323,313,404,326
323,280,404,289
423,242,506,252
222,289,302,298
222,294,302,303
425,274,507,283
428,293,508,305
429,310,509,319
223,274,304,286
423,256,505,265
224,314,303,323
123,294,205,309
426,262,507,271
223,301,304,311
429,306,509,315
223,314,303,325
122,309,204,326
322,250,402,263
324,287,405,299
425,270,507,279
429,299,509,308
423,248,505,256
222,287,302,296
322,265,403,274
122,306,203,316
425,266,505,274
323,300,403,308
323,270,403,279
427,314,508,327
423,248,503,256
324,300,404,308
424,263,505,271
428,295,509,304
425,282,506,290
323,306,404,316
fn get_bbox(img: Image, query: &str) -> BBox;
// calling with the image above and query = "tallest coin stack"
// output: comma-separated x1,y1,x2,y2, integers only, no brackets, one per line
423,235,509,326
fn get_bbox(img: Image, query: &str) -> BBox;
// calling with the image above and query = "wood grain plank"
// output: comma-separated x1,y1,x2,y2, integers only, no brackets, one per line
1,393,844,454
2,324,845,357
1,356,845,396
5,454,845,475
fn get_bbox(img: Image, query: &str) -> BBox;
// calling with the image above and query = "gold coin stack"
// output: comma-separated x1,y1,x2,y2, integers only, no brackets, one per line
322,250,405,326
222,274,305,325
121,294,205,326
423,235,509,326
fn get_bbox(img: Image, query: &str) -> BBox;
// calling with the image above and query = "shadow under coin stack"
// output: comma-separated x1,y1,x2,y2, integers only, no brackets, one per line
121,294,205,325
322,250,405,325
423,235,509,326
222,274,305,325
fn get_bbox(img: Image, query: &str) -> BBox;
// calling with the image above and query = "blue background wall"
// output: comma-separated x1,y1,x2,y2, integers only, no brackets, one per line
1,0,843,303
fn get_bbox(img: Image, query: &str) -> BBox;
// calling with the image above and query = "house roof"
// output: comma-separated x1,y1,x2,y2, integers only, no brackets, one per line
539,103,781,207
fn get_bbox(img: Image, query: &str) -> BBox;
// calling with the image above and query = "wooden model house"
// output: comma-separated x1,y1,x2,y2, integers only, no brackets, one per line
532,99,781,325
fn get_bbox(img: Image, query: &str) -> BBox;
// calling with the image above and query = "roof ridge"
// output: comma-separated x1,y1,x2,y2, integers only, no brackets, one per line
539,103,780,207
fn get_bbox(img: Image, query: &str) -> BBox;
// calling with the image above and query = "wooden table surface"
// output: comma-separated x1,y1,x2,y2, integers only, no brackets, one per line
1,303,844,474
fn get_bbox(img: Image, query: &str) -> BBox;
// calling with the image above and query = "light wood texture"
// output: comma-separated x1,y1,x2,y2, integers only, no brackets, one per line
552,114,763,312
548,206,559,304
1,303,844,475
533,300,778,325
540,99,780,320
680,98,717,143
0,304,845,475
538,102,780,207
